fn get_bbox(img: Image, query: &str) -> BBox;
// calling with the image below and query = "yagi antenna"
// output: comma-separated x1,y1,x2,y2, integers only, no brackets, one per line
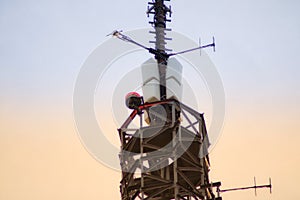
217,177,272,196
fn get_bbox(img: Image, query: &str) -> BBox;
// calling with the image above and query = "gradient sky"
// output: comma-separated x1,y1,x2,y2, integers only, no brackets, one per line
1,0,300,200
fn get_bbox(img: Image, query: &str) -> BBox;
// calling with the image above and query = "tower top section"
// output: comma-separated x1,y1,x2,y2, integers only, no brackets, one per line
147,0,172,54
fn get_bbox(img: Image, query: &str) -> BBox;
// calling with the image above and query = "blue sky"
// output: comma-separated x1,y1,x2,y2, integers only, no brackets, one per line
1,0,299,109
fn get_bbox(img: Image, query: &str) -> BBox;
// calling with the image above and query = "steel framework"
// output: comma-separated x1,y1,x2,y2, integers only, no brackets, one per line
118,100,221,200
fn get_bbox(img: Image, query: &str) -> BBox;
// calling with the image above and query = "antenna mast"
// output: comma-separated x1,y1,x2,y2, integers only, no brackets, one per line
147,0,172,100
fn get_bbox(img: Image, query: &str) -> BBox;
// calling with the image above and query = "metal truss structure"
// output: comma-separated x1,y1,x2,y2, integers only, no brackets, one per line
118,100,221,200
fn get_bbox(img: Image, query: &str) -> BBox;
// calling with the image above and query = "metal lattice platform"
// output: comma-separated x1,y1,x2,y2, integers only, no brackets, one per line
118,100,219,200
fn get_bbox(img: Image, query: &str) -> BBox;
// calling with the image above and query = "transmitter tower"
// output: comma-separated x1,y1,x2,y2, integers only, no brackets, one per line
109,0,271,199
116,0,219,199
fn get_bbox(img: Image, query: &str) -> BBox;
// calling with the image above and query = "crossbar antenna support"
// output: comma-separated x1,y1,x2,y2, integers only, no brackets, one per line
108,30,216,60
217,177,272,197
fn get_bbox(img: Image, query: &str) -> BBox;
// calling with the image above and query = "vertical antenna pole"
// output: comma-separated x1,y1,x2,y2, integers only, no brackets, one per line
254,177,257,196
151,0,170,100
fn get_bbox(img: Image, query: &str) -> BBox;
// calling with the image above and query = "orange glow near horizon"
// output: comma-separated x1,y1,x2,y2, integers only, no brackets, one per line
0,100,299,200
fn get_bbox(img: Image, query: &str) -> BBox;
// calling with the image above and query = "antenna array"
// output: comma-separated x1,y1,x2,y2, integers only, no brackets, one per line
108,1,272,199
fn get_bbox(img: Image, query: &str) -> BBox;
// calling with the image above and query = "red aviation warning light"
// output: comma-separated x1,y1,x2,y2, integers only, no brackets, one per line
125,92,143,110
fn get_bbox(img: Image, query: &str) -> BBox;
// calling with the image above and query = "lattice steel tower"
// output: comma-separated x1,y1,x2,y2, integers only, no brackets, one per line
116,0,221,199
